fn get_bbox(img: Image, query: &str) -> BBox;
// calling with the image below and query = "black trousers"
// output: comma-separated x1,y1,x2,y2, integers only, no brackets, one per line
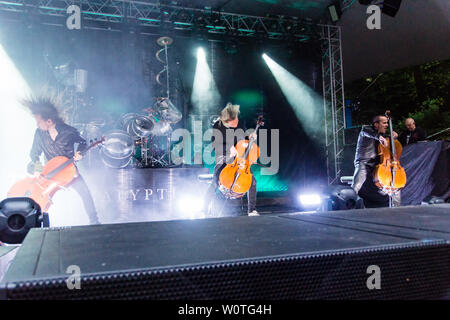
69,174,100,224
352,163,401,208
204,163,257,215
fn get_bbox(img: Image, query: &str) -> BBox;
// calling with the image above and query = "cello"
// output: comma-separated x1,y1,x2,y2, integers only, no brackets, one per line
218,116,264,199
8,138,104,212
374,111,406,206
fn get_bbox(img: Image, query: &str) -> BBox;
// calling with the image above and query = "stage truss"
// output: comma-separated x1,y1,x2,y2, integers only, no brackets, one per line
321,24,346,185
0,1,346,183
0,0,314,41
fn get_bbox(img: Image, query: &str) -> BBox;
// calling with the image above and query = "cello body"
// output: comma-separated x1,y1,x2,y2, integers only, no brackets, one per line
373,111,407,197
219,140,260,199
7,138,103,211
374,138,407,190
8,156,77,211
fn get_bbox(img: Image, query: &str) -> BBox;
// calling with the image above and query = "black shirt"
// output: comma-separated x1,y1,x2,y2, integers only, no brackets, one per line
30,121,87,163
398,127,426,146
211,120,248,164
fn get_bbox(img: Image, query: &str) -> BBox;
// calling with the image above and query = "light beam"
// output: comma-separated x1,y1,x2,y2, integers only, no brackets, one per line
262,53,323,139
191,47,221,114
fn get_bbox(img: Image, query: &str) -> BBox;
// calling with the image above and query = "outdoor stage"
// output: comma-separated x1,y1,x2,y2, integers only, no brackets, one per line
1,204,450,299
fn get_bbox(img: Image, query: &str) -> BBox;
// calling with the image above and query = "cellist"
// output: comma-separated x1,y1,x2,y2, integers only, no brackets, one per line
352,115,401,208
23,96,100,225
203,103,259,216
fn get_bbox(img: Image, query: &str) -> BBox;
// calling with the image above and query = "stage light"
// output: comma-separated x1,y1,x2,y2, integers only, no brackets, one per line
191,46,221,115
424,196,445,205
298,193,322,207
262,53,323,140
327,2,342,23
0,44,34,199
197,47,206,60
177,195,204,219
0,197,49,244
325,185,363,210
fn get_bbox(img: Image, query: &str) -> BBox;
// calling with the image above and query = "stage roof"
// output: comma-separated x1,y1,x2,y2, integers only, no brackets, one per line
338,0,450,82
185,0,450,82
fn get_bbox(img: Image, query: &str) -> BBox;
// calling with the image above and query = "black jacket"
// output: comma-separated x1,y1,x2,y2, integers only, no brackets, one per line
30,121,87,163
398,127,426,146
354,125,383,167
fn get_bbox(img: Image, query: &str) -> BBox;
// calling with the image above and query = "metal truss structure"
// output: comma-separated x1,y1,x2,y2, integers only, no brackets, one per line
320,24,346,185
0,0,314,42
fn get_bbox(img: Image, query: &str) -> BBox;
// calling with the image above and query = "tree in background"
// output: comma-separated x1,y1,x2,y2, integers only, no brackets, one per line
345,59,449,140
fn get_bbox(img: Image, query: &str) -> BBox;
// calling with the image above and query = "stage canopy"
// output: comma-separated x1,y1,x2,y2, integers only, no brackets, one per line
181,0,450,82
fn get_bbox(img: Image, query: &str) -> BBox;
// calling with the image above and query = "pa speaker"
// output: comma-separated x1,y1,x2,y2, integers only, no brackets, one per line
382,0,402,17
1,213,450,299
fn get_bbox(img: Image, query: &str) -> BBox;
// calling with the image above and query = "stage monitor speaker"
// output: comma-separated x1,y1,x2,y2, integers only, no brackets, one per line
1,213,450,299
382,0,402,17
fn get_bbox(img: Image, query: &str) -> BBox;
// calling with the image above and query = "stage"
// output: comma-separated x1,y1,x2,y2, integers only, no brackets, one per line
1,204,449,299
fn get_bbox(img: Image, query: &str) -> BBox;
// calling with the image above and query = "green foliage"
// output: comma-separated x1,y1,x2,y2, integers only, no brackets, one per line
345,59,450,140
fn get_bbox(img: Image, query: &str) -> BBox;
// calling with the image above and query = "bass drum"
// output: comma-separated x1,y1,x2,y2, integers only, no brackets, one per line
100,130,135,168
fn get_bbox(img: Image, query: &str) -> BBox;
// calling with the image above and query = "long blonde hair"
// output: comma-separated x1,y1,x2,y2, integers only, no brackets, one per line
218,102,240,126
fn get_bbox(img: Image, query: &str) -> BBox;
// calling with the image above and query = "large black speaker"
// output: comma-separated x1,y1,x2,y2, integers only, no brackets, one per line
382,0,402,17
1,205,450,299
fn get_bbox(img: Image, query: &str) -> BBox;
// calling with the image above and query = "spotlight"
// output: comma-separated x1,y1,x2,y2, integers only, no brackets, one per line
197,47,206,60
177,195,204,219
298,194,322,206
327,2,342,22
424,196,445,205
382,0,402,17
326,185,363,211
0,197,49,244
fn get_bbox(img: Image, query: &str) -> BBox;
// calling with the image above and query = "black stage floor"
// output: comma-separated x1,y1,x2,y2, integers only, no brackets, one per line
1,204,449,299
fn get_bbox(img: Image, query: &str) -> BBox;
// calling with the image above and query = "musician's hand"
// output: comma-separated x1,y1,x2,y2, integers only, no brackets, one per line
74,151,83,161
392,131,398,139
249,132,257,141
230,146,238,158
33,161,43,173
379,136,388,147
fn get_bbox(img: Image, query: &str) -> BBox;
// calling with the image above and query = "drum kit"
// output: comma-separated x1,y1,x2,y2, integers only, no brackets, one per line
73,36,183,169
99,97,182,169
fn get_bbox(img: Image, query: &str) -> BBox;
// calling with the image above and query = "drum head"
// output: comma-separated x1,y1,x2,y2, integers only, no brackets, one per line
131,115,154,138
154,98,182,124
102,130,135,159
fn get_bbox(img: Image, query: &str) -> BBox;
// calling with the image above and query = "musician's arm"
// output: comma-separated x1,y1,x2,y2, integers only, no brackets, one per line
28,130,43,174
73,130,88,153
360,126,388,147
29,130,42,162
360,126,381,140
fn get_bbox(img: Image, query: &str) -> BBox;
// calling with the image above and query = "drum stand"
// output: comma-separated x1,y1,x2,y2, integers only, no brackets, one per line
140,137,149,167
